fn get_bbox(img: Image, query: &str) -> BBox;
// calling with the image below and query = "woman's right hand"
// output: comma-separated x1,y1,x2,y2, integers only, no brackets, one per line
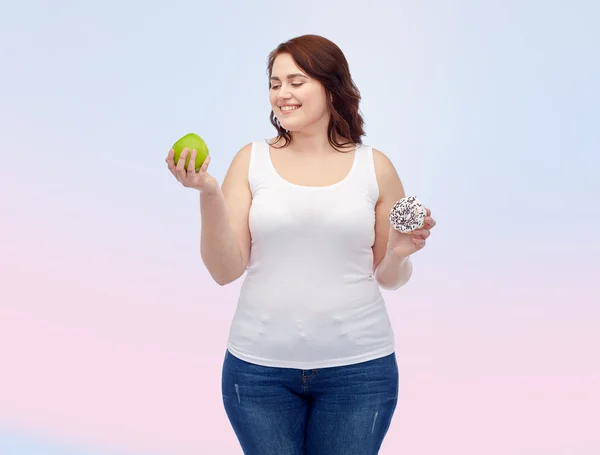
166,148,218,193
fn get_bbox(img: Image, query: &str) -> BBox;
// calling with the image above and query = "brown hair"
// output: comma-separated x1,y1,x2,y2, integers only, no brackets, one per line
267,34,365,151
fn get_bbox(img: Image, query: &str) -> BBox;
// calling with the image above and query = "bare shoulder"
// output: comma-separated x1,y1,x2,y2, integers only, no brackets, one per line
372,148,399,177
229,142,253,168
372,148,405,203
222,142,253,186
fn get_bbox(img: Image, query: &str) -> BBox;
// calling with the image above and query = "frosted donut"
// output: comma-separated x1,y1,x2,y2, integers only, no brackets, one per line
389,196,427,233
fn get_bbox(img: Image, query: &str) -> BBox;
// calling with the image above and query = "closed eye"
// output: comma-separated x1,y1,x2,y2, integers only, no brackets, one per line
270,83,304,90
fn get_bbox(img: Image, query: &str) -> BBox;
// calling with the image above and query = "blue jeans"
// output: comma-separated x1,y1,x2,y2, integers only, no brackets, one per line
221,350,399,455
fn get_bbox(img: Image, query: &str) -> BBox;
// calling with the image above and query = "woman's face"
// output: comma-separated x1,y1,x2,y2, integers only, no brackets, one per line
269,53,330,134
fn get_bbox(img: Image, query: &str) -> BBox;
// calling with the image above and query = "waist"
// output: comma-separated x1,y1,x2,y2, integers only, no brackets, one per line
228,293,394,369
240,267,380,308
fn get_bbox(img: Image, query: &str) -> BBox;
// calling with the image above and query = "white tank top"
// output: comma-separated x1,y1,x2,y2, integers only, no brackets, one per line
226,139,395,369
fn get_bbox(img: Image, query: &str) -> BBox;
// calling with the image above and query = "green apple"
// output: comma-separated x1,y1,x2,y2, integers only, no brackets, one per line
172,133,210,172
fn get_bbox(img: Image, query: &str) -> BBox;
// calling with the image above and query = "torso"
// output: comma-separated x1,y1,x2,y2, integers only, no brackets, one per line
226,138,394,369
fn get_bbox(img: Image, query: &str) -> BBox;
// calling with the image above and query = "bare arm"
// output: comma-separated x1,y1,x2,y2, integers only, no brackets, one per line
371,149,413,289
199,144,252,286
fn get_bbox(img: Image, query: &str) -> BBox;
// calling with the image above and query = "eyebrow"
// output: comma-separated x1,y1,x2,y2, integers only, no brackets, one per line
269,73,309,81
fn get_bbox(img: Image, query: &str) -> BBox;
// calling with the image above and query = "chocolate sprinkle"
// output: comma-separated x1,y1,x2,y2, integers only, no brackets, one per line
388,196,427,233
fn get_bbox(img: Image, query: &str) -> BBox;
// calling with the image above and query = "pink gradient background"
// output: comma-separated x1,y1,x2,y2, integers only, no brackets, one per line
1,0,598,454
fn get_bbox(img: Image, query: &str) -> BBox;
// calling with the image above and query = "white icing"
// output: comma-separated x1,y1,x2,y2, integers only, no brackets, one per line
389,196,427,233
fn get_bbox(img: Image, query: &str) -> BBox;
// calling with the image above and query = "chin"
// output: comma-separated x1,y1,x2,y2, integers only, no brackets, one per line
278,121,296,132
281,117,308,129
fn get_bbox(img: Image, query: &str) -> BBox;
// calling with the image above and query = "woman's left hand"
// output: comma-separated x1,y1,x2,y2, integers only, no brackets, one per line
387,208,436,258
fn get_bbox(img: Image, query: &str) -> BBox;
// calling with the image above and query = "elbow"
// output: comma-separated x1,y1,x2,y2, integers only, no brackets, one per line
201,247,248,287
210,270,240,287
212,272,230,286
374,256,413,291
215,277,232,287
210,266,246,287
376,276,410,291
201,254,244,287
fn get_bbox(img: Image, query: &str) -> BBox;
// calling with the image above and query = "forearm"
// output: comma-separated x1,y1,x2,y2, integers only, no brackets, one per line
374,249,413,290
199,189,244,285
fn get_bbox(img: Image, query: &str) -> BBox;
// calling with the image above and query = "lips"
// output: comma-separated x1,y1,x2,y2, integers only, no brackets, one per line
280,104,301,114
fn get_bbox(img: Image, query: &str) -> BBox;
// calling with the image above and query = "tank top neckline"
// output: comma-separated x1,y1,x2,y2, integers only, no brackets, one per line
262,139,360,190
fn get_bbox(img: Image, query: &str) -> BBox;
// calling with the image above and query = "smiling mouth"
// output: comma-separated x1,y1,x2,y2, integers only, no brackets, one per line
280,105,301,113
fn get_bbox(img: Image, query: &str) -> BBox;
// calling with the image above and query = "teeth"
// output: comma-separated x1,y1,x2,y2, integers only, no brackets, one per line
281,105,300,111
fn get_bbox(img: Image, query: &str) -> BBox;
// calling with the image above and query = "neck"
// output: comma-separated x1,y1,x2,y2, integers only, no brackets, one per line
288,130,335,155
286,119,353,155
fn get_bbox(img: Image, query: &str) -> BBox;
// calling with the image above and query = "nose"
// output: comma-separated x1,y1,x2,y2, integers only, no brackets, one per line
276,87,293,102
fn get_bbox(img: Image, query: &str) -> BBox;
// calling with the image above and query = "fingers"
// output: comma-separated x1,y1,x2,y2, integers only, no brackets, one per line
167,148,214,191
413,238,426,248
165,149,177,177
187,149,198,174
412,226,430,249
200,154,211,173
412,229,430,240
165,148,174,164
423,215,436,230
175,148,189,182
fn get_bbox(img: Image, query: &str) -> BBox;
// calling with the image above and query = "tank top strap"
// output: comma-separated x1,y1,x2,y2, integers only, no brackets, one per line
248,139,379,202
248,139,275,195
349,143,380,204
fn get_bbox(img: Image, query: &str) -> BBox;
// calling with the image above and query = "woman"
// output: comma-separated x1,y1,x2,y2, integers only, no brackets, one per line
166,34,436,455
